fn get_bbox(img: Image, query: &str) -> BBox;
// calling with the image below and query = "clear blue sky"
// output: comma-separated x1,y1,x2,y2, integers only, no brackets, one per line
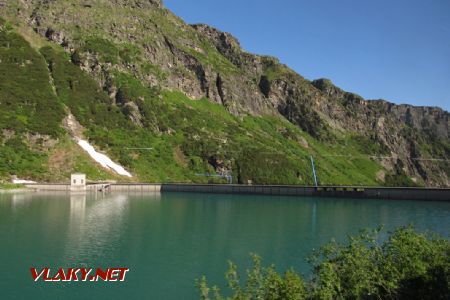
164,0,450,111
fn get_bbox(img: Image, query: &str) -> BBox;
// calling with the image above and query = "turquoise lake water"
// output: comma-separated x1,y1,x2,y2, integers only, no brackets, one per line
0,192,449,299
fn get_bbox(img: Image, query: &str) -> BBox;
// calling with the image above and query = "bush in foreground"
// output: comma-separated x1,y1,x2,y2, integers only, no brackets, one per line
198,227,449,299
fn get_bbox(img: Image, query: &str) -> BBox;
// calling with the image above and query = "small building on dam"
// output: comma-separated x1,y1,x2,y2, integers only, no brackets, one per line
70,173,86,192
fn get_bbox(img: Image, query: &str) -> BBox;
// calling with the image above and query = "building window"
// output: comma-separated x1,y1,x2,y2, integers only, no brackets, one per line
73,179,76,184
81,179,84,184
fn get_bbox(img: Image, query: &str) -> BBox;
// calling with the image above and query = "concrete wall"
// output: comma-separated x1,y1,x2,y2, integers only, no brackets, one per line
160,184,315,196
26,184,71,191
160,184,449,201
24,183,449,201
24,183,161,193
108,184,161,193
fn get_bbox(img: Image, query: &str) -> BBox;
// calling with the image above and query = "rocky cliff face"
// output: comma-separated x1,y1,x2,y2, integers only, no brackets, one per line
1,0,448,186
191,23,449,186
309,79,449,186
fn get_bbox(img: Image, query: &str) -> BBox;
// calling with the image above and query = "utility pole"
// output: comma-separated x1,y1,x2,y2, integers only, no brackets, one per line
310,155,318,187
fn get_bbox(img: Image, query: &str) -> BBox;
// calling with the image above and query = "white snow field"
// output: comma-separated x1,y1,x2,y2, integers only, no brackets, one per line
77,139,132,177
12,179,37,184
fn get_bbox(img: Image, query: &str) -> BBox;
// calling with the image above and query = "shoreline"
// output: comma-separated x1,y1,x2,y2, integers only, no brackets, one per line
0,188,34,193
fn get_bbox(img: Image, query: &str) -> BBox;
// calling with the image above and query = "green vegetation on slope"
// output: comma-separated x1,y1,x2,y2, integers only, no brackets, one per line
40,46,130,130
199,227,449,299
72,36,144,66
1,1,446,185
0,183,24,190
0,26,65,136
0,25,65,180
0,136,48,179
47,137,126,182
0,21,396,185
0,38,386,184
41,46,200,182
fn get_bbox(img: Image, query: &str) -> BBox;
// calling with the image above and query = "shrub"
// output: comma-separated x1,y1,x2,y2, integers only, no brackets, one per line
198,254,307,300
199,227,449,300
384,174,417,187
82,37,119,64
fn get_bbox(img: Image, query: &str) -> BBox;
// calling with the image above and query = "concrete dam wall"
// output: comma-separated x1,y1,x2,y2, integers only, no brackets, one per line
24,183,450,201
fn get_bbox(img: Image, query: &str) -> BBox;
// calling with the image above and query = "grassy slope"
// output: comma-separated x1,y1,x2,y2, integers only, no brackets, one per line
38,43,384,185
0,22,63,180
0,17,385,185
0,21,134,182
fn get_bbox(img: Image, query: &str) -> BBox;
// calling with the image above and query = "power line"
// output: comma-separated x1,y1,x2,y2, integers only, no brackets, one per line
321,154,449,161
411,158,449,161
123,147,153,150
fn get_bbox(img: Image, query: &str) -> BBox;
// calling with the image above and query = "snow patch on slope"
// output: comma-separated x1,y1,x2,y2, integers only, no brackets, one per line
12,179,37,184
77,139,132,177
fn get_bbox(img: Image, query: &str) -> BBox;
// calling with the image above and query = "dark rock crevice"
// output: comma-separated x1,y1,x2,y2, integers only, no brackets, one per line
259,75,271,97
195,66,209,97
216,74,225,105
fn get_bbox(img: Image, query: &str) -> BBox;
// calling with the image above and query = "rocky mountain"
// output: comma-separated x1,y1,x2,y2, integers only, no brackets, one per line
0,0,448,186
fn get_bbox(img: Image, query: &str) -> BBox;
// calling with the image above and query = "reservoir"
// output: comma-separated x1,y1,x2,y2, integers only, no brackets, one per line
0,192,449,299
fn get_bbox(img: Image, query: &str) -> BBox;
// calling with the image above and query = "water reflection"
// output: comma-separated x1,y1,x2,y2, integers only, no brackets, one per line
64,194,127,265
311,200,317,236
11,193,34,209
70,193,86,222
62,192,162,266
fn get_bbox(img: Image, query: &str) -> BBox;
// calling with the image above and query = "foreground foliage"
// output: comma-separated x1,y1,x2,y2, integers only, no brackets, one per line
198,227,449,299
